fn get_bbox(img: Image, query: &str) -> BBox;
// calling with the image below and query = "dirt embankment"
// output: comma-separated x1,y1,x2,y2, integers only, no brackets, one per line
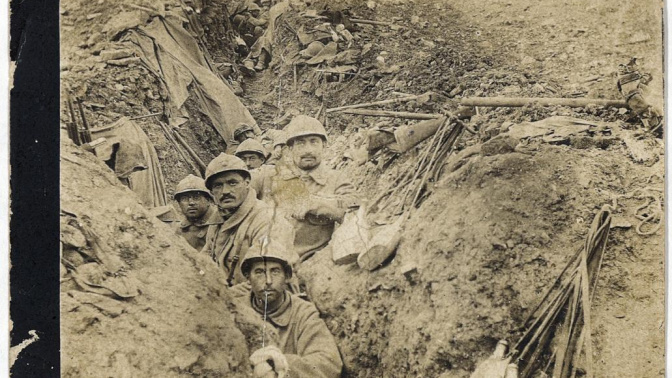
60,136,259,377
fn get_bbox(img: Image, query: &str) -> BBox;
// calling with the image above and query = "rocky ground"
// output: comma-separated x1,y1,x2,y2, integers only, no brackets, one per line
60,0,664,376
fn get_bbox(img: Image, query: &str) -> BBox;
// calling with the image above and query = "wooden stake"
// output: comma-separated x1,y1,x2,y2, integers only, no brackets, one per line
461,97,628,108
158,122,202,177
66,94,82,145
340,109,441,120
172,129,206,174
327,92,432,113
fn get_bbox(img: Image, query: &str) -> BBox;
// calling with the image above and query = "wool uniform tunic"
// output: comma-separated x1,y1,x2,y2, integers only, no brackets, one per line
175,205,217,251
247,291,343,378
250,162,358,258
202,189,295,285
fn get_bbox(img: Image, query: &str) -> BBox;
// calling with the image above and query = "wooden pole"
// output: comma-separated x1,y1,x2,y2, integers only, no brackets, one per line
461,97,628,108
129,112,162,120
75,97,92,143
326,92,432,113
340,109,442,120
66,95,82,145
157,122,202,177
172,129,206,174
350,18,392,26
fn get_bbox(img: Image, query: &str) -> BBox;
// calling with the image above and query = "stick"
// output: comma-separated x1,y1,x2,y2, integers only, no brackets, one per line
158,122,202,177
461,97,628,109
339,109,442,120
66,95,82,145
305,15,394,27
327,92,432,113
411,118,451,206
172,129,206,174
75,97,92,143
293,64,298,92
350,18,393,26
129,112,162,120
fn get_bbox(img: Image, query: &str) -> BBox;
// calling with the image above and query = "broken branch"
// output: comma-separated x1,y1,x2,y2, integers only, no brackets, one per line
461,97,628,108
340,109,442,120
327,92,432,113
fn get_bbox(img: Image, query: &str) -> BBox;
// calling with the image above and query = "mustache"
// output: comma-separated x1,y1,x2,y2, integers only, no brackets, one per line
219,194,236,201
300,154,316,159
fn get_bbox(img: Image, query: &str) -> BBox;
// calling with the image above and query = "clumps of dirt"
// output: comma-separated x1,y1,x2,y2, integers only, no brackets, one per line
60,137,254,377
297,141,657,377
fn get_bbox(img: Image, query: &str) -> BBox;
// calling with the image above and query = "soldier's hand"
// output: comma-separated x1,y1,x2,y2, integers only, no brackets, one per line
290,202,312,220
250,345,289,378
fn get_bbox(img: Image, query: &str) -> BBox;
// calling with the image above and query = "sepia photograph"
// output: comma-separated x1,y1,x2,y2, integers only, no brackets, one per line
10,0,665,376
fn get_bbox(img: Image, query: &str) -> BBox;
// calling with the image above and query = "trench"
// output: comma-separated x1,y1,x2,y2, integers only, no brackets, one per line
59,0,665,376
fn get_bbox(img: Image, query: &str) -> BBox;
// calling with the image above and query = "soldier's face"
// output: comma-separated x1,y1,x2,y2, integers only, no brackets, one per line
210,172,249,211
290,135,324,170
239,152,265,170
249,260,287,309
177,192,210,220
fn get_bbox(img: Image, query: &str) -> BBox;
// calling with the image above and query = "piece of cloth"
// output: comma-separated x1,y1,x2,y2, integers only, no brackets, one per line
243,291,343,378
175,205,217,251
91,117,168,208
123,17,260,144
250,162,358,258
202,189,295,285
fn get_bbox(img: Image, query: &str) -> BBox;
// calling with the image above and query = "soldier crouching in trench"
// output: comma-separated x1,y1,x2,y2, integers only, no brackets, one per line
251,115,359,261
173,174,217,251
237,238,343,378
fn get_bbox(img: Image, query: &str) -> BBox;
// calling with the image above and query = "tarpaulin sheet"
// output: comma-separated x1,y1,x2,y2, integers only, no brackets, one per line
92,117,168,208
123,17,258,143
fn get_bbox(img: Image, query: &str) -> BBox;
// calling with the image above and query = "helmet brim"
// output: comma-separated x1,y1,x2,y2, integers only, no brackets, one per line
205,169,251,190
241,256,293,278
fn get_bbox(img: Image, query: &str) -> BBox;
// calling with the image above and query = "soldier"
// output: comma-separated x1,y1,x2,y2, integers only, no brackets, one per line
240,238,343,378
173,174,216,251
235,138,267,170
202,153,295,286
251,115,358,260
234,123,257,144
264,130,289,166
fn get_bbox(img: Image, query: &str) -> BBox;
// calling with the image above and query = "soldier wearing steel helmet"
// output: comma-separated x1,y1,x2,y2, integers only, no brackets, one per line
173,174,217,251
250,115,359,260
237,238,342,378
235,138,268,170
201,153,294,286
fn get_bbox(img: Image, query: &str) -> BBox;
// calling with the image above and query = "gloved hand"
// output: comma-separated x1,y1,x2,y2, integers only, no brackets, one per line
250,345,289,378
291,197,344,223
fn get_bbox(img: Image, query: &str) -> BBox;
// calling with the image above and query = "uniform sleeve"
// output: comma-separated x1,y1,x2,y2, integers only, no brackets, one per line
284,305,343,378
201,225,218,261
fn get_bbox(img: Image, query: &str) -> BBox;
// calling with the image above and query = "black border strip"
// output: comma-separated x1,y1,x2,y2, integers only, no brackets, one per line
9,0,60,376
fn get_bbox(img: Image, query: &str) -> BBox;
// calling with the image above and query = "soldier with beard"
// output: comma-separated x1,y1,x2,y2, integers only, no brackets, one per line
250,115,359,260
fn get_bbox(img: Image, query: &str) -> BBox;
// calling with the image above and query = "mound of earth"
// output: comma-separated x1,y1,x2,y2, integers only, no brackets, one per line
60,136,261,377
299,137,664,377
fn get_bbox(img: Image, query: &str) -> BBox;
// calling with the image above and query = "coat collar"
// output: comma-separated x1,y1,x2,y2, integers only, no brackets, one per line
206,189,259,232
251,291,292,327
180,205,217,229
277,162,329,186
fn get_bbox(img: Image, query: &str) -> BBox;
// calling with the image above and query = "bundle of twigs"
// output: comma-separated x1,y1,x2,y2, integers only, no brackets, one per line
508,205,612,378
368,114,466,216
